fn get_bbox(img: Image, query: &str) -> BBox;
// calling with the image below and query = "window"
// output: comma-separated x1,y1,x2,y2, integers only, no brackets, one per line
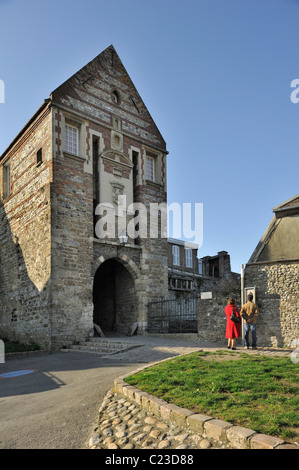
185,249,193,268
146,156,155,182
65,124,79,155
172,245,180,266
112,90,120,104
198,259,203,275
3,159,11,198
36,148,43,166
132,150,139,189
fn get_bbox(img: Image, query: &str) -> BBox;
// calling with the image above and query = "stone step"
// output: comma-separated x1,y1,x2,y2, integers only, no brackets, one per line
61,338,143,356
79,341,128,349
69,343,122,354
87,338,134,348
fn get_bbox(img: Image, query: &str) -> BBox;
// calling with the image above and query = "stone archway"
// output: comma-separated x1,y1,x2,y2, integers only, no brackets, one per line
93,258,138,335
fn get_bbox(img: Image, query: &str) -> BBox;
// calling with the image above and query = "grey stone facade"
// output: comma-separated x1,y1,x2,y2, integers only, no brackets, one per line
244,194,299,347
245,261,298,347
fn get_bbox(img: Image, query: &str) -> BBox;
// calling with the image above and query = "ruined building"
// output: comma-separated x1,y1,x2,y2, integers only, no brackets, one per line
0,46,169,350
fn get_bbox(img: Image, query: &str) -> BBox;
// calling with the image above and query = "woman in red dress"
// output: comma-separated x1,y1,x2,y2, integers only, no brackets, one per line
225,298,241,349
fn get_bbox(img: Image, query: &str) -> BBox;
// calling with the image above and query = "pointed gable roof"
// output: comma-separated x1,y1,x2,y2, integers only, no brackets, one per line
50,45,167,152
272,194,299,217
248,194,299,264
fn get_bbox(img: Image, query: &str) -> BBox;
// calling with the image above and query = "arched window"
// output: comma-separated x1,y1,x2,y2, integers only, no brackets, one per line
112,90,120,104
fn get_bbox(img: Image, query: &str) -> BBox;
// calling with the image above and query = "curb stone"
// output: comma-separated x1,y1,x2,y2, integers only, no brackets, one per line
5,349,50,360
90,359,299,450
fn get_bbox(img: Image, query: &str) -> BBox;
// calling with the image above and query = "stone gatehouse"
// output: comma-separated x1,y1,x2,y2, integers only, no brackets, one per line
0,46,169,350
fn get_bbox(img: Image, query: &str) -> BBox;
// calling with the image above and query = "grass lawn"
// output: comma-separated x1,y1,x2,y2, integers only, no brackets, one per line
3,339,40,354
125,350,299,443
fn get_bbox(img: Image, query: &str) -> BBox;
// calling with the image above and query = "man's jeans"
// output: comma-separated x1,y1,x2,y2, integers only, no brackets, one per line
244,323,257,348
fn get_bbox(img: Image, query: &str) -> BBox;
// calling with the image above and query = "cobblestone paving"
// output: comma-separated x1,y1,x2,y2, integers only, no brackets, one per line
89,389,221,450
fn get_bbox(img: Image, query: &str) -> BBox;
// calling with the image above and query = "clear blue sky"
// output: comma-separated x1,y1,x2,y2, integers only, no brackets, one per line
0,0,298,273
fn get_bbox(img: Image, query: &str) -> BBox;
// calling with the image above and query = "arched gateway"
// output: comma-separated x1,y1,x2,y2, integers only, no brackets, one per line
93,257,139,335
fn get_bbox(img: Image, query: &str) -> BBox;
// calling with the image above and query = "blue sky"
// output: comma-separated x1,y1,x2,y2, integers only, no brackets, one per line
0,0,298,273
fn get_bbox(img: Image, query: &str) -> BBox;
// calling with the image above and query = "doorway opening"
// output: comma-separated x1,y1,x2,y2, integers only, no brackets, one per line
93,258,138,335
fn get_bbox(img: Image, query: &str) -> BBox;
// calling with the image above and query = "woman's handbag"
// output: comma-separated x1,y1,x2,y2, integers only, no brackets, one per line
230,307,241,323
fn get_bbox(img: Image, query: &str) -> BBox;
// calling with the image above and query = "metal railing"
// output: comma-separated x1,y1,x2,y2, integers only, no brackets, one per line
147,296,198,334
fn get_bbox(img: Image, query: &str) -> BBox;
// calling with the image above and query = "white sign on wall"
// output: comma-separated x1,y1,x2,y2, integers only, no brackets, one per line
201,292,212,300
245,287,256,303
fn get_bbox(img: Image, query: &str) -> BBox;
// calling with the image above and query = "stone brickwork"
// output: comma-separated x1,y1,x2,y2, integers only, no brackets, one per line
197,274,241,344
244,196,299,348
0,104,53,349
197,284,241,344
197,261,299,348
245,261,299,347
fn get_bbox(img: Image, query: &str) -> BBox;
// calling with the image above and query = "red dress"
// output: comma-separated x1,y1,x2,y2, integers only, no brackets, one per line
225,304,241,339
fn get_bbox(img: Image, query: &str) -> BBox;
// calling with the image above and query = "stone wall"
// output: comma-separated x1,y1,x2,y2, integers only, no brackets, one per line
197,260,299,348
197,276,241,344
245,261,299,347
0,106,52,349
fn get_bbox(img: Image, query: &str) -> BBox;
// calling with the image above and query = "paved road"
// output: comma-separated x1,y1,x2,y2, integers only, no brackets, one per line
0,335,203,449
0,351,143,449
0,335,293,449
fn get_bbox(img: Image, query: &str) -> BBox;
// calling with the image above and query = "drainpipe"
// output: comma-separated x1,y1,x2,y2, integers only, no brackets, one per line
241,264,245,345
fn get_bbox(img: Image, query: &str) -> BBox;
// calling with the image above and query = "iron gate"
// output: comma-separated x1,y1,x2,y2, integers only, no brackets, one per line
147,297,198,334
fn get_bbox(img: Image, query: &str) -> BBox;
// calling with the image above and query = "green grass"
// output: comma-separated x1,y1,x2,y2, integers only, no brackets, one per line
124,351,299,442
3,339,40,353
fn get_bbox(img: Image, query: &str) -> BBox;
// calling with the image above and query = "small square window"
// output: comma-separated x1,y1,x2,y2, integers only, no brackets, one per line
3,160,11,198
65,124,79,155
36,148,43,166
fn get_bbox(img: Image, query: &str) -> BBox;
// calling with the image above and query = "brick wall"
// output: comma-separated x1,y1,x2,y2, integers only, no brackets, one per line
50,112,94,349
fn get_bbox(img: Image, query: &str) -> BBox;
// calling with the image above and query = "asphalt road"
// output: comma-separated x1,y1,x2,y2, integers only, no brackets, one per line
0,351,142,449
0,335,217,450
